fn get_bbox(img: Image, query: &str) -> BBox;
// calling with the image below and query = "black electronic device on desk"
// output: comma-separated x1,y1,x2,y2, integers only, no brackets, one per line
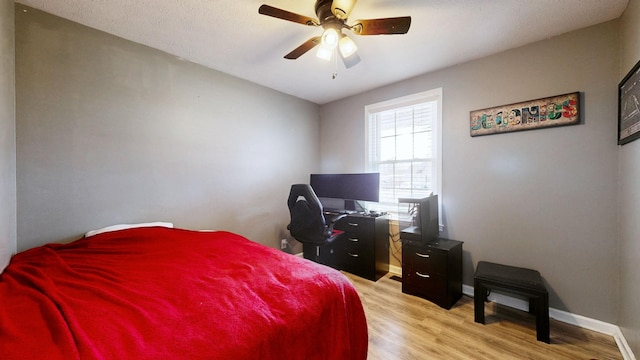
365,210,386,218
398,194,439,245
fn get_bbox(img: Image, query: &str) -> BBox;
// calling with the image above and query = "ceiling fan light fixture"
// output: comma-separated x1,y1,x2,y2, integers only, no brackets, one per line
339,35,357,58
320,28,340,49
316,44,334,61
331,0,357,20
342,51,361,69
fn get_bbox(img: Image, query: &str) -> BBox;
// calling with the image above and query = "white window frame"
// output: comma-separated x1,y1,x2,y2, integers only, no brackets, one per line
364,88,443,226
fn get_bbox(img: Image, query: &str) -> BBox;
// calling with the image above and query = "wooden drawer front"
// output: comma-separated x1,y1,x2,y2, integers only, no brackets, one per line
406,248,447,276
342,249,371,277
403,270,447,296
344,235,363,252
343,249,364,266
336,218,373,238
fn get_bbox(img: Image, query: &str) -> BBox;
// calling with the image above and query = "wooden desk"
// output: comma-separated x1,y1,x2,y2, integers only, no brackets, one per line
474,261,550,343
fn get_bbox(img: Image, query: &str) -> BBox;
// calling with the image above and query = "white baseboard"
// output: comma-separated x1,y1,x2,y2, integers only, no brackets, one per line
389,264,402,276
462,285,636,360
614,327,637,360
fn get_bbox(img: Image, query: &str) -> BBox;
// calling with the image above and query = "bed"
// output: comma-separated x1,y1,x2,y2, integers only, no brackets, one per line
0,226,368,359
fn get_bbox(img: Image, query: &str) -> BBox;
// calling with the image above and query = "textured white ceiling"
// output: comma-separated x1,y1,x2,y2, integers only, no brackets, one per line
15,0,629,104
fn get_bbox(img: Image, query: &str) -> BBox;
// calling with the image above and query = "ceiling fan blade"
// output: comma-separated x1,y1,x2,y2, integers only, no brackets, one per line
351,16,411,35
331,0,357,20
259,4,319,26
284,37,321,59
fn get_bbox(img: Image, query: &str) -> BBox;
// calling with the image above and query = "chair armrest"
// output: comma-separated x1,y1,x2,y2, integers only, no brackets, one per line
326,213,347,238
328,213,348,224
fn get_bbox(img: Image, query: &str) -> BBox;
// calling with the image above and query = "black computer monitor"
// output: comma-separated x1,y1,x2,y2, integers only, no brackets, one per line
310,173,380,211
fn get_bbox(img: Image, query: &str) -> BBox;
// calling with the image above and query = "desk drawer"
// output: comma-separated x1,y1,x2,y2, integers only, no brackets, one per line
336,218,374,239
341,249,372,277
402,270,447,297
344,235,363,251
404,247,447,276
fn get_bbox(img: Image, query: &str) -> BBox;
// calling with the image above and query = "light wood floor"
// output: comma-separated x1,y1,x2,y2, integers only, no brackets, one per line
344,272,622,360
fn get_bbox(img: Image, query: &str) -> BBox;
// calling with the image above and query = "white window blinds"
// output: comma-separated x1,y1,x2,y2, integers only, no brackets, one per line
365,89,442,215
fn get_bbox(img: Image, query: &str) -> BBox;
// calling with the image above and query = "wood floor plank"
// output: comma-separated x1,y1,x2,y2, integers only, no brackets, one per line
344,272,622,360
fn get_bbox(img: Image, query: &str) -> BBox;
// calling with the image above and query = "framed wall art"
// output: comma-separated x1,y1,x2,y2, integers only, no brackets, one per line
470,92,580,137
618,59,640,145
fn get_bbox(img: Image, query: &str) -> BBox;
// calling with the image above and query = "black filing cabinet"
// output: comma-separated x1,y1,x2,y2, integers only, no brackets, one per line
333,214,389,281
402,238,463,309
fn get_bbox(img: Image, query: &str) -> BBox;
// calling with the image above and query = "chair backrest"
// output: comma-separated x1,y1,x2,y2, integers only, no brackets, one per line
287,184,331,245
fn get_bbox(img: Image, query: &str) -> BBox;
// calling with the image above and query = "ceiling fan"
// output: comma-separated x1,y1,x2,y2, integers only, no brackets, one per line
258,0,411,69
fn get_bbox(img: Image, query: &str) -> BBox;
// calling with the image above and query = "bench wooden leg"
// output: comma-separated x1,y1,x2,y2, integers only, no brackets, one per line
529,298,536,314
535,293,550,343
474,279,485,324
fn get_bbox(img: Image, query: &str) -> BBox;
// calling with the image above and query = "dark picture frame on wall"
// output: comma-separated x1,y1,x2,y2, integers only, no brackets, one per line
618,59,640,145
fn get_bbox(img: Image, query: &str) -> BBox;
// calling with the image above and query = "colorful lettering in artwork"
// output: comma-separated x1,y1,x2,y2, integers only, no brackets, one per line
509,109,521,126
547,103,562,120
470,115,481,130
522,106,539,124
563,98,578,117
482,114,492,129
469,92,580,137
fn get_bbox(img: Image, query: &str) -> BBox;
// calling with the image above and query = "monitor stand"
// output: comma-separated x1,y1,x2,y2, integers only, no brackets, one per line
344,199,356,211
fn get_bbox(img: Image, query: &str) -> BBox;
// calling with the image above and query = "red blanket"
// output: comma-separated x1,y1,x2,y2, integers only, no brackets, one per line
0,228,368,359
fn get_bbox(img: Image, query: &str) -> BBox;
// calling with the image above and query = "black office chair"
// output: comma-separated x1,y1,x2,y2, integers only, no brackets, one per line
287,184,346,263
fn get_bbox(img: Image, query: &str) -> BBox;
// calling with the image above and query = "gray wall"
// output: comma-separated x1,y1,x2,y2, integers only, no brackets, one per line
320,22,621,323
10,2,637,349
0,0,16,271
15,5,320,251
619,0,640,355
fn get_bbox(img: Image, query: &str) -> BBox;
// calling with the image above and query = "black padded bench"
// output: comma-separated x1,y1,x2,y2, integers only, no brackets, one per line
473,261,550,343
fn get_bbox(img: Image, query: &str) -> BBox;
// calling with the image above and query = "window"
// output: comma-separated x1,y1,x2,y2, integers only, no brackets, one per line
365,89,442,221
